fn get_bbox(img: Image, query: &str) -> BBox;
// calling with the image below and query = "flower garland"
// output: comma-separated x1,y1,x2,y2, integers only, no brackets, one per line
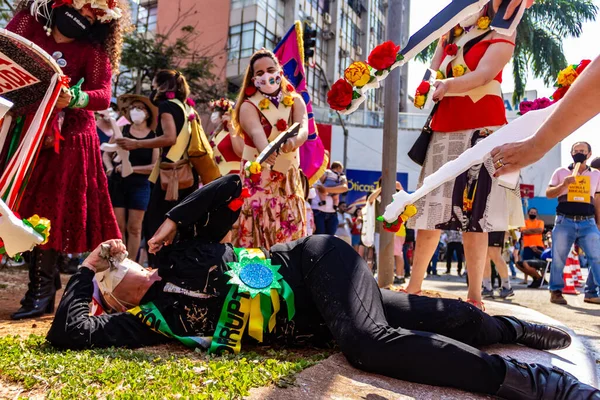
0,214,51,261
208,98,234,114
413,81,431,109
49,0,123,22
518,59,591,115
244,161,262,184
327,41,404,113
377,205,417,233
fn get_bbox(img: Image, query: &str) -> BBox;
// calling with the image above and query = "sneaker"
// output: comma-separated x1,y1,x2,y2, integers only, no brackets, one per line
550,290,568,305
393,276,406,285
499,287,515,299
584,297,600,304
482,288,495,299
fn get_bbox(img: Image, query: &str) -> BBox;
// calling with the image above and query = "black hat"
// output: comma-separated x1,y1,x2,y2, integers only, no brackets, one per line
165,175,246,244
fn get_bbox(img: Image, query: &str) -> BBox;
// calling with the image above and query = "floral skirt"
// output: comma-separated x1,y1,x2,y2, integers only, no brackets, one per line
408,127,524,233
232,165,307,249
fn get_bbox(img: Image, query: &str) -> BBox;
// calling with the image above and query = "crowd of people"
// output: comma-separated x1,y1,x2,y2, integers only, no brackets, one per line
3,0,600,398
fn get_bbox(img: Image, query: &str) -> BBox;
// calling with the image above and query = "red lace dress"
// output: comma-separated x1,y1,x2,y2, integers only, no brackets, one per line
7,11,121,253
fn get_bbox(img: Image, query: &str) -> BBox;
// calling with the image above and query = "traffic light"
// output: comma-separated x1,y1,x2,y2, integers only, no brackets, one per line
303,22,317,62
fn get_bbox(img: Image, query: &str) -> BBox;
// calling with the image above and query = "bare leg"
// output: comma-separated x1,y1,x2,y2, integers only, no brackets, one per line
464,232,489,305
114,208,127,246
406,229,440,294
126,209,145,261
489,247,509,280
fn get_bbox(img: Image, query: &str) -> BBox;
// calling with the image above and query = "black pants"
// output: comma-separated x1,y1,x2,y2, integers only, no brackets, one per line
446,242,464,273
273,236,511,395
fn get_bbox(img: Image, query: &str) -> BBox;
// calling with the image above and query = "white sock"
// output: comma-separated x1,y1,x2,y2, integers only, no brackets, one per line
501,277,512,290
482,278,492,291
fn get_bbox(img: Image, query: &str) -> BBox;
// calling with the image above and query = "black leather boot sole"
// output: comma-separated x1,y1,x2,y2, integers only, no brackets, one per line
497,357,600,399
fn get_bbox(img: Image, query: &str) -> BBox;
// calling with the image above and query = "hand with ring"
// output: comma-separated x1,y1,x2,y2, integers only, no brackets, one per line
490,137,546,177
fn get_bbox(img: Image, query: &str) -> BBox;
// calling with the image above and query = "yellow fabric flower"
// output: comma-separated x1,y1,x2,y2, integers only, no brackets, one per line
436,70,445,80
403,205,418,219
477,16,491,30
414,95,426,108
27,214,51,244
344,61,372,87
283,96,295,107
557,66,578,87
452,64,466,77
258,98,270,110
248,161,262,175
453,25,464,37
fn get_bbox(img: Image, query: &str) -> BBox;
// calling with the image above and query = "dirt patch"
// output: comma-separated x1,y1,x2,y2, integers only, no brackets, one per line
0,266,69,338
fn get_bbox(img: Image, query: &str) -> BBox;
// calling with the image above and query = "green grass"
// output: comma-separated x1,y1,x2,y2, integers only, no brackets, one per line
0,335,329,399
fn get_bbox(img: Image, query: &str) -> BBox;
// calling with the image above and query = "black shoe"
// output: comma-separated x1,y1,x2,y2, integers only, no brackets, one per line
497,316,571,350
393,276,405,285
496,357,600,399
527,277,548,288
11,249,59,320
404,273,411,278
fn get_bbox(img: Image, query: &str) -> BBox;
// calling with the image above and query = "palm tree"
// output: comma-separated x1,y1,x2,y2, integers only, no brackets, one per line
416,0,598,103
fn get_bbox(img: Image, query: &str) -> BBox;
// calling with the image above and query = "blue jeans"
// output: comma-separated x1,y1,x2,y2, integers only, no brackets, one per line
585,269,599,298
549,215,600,291
313,210,338,235
428,242,441,274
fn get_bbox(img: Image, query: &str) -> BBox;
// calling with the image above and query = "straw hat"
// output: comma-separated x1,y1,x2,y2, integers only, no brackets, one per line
117,94,158,131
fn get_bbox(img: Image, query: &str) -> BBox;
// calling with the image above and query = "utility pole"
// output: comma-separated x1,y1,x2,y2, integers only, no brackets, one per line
378,0,402,288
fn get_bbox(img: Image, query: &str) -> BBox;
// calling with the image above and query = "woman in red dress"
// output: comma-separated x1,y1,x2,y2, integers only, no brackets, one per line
8,0,127,319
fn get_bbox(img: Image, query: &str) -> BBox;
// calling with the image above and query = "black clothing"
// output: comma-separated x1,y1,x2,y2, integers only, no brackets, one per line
46,175,586,397
446,242,464,274
122,125,156,167
156,100,185,159
488,231,505,248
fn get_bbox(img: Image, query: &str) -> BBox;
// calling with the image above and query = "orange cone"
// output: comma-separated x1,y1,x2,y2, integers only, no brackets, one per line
562,260,580,295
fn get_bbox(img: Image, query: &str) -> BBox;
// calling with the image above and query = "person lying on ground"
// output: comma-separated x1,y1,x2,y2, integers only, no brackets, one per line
46,175,599,399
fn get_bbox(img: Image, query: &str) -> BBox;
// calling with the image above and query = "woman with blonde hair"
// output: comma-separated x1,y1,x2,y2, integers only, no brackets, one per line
230,49,309,248
404,5,524,310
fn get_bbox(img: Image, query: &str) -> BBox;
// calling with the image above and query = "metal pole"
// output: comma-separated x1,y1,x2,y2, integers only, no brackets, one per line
378,0,402,288
314,62,349,168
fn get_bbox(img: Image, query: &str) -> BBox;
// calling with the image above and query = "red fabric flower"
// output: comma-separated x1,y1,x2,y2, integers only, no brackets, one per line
417,81,431,94
552,86,569,101
445,43,458,56
245,86,257,96
228,198,244,211
286,83,295,92
250,173,261,184
576,59,592,75
275,119,288,131
186,98,196,107
241,188,251,198
52,0,73,8
327,79,354,111
166,92,176,100
368,41,401,70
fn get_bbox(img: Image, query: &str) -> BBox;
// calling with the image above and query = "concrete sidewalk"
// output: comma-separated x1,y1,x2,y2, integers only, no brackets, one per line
248,297,597,399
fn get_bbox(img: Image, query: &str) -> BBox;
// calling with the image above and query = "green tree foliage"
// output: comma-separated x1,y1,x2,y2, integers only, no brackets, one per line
117,5,225,104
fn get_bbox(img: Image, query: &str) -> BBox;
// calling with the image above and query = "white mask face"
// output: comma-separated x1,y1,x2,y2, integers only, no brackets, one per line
210,111,221,124
129,109,147,124
252,71,282,94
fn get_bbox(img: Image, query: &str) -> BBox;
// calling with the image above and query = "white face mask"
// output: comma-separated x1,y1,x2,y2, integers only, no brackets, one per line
252,71,282,94
129,109,147,124
210,111,221,124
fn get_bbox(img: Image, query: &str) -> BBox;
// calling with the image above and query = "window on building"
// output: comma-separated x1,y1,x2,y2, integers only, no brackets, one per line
228,22,278,61
131,0,158,33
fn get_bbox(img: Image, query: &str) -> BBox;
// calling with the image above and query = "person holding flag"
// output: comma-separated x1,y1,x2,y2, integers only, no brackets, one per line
230,49,308,249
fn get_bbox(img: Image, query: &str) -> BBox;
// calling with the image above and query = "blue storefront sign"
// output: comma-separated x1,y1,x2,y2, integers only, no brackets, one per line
344,169,409,206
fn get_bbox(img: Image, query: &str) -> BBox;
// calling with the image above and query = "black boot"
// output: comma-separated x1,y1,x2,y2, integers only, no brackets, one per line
11,249,60,320
497,358,600,399
497,316,571,350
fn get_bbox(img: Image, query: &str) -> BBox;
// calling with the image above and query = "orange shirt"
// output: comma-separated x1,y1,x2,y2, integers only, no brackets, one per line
521,219,544,248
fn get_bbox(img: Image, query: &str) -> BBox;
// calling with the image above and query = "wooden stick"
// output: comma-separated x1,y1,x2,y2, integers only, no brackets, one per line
572,162,581,178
